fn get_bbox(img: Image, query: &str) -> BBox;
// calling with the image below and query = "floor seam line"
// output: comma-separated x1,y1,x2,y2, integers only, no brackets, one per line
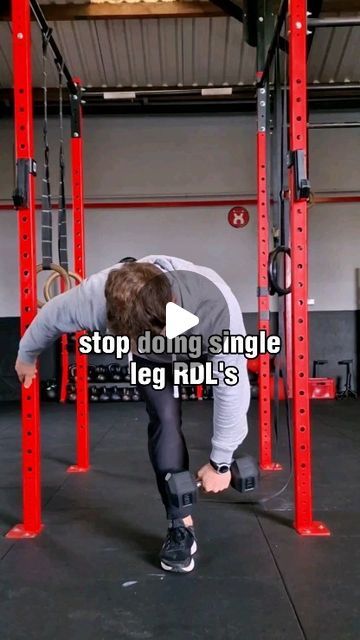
255,514,308,640
43,422,117,510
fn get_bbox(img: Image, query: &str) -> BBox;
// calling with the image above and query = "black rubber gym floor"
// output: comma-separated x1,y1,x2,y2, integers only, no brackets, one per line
0,399,359,640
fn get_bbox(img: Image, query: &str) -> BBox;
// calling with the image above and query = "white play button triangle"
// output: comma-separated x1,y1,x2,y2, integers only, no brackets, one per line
165,302,199,339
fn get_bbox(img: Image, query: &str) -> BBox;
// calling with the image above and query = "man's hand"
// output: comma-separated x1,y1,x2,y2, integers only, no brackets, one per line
197,463,231,494
15,358,37,388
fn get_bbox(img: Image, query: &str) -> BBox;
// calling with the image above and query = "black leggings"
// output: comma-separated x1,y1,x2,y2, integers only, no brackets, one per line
134,355,190,520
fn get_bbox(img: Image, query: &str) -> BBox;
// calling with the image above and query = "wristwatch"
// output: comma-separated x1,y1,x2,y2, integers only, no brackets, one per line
209,459,231,474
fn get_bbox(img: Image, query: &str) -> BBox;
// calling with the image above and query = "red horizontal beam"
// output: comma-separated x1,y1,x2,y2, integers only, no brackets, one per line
0,199,255,210
1,195,360,211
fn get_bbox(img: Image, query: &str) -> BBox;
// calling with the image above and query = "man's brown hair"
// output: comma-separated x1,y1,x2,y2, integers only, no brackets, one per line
104,262,172,341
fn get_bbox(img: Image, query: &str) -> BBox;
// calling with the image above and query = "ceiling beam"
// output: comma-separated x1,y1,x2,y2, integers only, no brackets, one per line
0,1,224,21
1,0,358,22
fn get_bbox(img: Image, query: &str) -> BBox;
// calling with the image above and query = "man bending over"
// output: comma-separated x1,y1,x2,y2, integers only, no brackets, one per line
16,256,250,573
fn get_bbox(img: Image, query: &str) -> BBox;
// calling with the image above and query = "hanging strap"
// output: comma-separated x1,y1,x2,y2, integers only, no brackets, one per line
41,30,53,269
58,64,69,272
270,37,293,480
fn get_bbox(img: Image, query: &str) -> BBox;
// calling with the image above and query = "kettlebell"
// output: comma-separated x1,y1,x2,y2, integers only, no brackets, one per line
99,386,110,402
109,363,121,382
111,386,122,401
89,386,99,402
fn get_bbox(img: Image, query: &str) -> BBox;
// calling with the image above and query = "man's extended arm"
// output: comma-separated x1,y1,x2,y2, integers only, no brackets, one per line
17,270,110,365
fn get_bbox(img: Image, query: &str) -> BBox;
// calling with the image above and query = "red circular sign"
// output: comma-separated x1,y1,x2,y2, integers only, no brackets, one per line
228,206,250,228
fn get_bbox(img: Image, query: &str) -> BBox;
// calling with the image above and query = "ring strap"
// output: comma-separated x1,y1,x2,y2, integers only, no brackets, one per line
41,31,53,270
58,64,69,272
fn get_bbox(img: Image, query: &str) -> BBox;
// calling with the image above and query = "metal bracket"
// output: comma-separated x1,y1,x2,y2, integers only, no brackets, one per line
70,85,82,138
257,85,267,133
12,158,37,209
287,149,311,200
257,286,269,297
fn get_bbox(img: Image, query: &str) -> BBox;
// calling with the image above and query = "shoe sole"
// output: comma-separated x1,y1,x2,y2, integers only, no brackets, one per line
160,540,197,573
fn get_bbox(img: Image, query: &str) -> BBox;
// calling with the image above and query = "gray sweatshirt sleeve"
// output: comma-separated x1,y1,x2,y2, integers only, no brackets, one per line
17,271,109,364
209,352,250,464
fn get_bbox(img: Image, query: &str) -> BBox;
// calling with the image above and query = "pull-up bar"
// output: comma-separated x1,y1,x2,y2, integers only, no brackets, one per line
308,16,360,28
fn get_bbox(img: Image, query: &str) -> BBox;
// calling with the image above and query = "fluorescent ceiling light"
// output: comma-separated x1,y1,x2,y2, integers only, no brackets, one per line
103,91,136,100
201,88,233,96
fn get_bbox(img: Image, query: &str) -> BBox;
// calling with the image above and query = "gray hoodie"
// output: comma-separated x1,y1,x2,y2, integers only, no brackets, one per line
18,255,250,464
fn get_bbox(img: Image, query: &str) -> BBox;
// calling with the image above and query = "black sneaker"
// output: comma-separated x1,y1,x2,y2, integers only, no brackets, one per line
160,519,197,573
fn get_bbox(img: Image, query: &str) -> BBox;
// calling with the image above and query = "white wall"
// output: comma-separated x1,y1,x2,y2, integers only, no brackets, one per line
0,113,359,316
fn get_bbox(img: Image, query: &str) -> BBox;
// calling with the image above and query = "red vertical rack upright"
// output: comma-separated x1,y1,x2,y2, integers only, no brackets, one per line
67,82,89,473
7,0,43,538
288,0,329,535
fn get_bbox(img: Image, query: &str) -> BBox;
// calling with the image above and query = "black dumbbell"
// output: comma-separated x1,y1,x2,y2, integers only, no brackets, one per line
87,365,96,383
67,384,76,402
250,384,259,399
110,386,122,401
122,388,131,401
69,364,77,382
99,386,110,402
67,333,76,351
181,386,188,401
44,379,57,401
109,363,122,382
95,365,107,383
189,386,197,400
165,455,259,512
89,386,99,402
131,388,140,402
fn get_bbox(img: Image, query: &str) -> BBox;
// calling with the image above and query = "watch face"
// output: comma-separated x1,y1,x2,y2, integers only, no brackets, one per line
218,464,230,474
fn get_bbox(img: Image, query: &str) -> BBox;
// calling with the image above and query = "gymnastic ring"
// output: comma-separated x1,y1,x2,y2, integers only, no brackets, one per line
268,246,291,297
44,270,83,302
36,263,71,309
308,191,315,208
